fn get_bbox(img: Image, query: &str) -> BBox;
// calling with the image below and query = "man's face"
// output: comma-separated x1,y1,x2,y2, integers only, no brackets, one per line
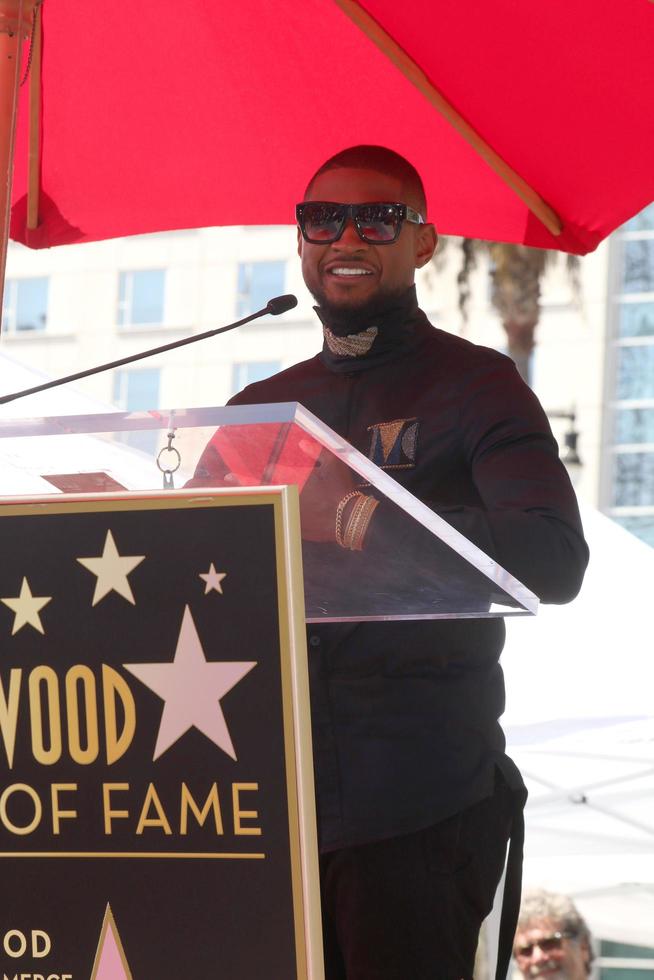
514,918,590,980
297,166,437,318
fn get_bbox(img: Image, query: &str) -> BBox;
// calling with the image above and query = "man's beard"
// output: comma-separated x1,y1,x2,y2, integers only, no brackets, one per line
310,282,410,334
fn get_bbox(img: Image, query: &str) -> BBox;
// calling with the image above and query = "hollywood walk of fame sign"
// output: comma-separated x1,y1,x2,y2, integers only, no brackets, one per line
0,488,322,979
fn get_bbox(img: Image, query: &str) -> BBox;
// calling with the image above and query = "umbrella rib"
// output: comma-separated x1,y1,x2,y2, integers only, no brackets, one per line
525,747,654,765
520,766,654,838
525,785,654,838
333,0,563,237
520,765,654,797
527,823,654,854
26,0,42,230
578,800,654,837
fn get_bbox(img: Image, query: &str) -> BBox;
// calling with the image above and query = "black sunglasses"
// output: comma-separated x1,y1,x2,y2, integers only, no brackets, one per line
514,931,575,959
296,201,425,245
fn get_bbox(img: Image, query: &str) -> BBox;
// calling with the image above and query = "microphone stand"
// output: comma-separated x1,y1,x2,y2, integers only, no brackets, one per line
0,294,298,406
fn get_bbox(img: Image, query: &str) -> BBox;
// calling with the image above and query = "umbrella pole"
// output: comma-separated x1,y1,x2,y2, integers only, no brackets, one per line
0,0,35,333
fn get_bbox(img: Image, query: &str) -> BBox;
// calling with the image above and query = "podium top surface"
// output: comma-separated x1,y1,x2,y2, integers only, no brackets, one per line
0,402,537,621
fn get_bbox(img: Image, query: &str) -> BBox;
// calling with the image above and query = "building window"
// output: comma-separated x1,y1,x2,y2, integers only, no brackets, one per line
1,276,49,332
118,269,165,326
231,360,282,395
607,514,654,548
615,343,654,400
236,262,285,317
621,239,654,294
612,453,654,507
605,204,654,548
614,407,654,445
112,368,161,453
623,201,654,233
617,300,654,338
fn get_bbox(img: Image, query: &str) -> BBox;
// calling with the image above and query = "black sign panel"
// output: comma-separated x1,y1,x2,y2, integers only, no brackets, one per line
0,492,317,979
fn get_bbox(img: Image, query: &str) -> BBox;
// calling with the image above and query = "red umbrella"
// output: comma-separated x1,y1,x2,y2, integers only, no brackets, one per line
3,0,654,257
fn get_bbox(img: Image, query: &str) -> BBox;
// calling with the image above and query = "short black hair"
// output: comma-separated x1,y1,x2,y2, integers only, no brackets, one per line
305,145,427,219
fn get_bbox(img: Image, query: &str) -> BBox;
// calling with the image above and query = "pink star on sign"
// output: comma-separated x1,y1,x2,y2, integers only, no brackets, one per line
199,562,227,594
124,606,256,761
90,906,132,980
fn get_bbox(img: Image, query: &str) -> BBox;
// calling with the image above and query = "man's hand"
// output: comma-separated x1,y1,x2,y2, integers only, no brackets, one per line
299,447,358,543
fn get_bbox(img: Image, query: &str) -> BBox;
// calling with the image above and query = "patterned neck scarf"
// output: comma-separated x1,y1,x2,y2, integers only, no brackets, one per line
316,286,428,373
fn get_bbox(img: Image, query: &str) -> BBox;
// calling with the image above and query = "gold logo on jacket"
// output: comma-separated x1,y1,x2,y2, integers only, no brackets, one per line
367,418,419,469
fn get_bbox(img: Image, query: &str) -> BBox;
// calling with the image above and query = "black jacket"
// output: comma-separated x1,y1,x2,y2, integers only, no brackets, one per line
192,290,589,850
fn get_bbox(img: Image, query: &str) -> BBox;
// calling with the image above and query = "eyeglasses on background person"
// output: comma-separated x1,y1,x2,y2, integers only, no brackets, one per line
295,201,425,245
514,930,576,959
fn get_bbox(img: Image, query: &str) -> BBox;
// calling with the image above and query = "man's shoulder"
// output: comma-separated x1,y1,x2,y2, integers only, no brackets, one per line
419,316,515,374
229,353,325,406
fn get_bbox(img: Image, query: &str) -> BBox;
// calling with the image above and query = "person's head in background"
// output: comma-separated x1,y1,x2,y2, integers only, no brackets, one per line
514,889,593,979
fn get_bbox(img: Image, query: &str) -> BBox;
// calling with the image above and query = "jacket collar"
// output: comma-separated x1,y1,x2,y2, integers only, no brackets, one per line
317,286,427,373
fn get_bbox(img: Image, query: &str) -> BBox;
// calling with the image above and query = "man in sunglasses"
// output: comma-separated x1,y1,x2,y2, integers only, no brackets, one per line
514,890,593,978
192,145,588,978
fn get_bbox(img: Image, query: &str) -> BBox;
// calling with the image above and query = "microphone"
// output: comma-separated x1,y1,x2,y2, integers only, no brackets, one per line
0,294,299,406
266,294,297,315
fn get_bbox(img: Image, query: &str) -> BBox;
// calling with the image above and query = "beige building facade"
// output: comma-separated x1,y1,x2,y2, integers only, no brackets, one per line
2,203,653,547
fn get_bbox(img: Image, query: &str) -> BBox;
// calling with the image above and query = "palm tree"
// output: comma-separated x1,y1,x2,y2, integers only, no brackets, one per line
442,239,581,385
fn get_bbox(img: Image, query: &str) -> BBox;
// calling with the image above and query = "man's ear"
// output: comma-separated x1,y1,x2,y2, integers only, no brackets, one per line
415,223,438,269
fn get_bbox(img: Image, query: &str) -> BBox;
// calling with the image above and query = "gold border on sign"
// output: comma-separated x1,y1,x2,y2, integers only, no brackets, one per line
0,487,323,979
273,485,324,980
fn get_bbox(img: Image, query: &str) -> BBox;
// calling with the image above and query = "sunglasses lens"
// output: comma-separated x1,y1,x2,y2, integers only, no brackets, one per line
298,203,405,243
356,203,402,242
516,935,566,958
301,204,346,242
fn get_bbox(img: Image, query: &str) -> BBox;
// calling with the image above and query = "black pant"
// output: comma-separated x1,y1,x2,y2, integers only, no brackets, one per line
319,776,515,980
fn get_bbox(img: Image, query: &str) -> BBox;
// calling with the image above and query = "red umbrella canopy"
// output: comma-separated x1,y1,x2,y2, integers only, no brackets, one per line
8,0,654,254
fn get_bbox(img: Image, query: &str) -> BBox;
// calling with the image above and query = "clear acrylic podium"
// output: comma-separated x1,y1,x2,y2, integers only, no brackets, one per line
0,402,537,622
0,400,536,978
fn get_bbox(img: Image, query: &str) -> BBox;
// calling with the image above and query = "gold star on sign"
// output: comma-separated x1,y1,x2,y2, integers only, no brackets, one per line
77,529,145,606
199,562,227,595
1,577,52,635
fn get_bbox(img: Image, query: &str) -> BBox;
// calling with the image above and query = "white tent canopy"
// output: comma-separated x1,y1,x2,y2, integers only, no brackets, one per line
502,506,654,947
